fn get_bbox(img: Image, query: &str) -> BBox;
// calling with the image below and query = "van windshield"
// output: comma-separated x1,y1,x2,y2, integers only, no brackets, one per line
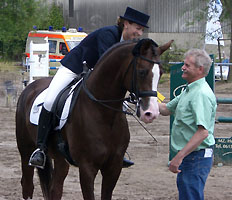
66,41,81,50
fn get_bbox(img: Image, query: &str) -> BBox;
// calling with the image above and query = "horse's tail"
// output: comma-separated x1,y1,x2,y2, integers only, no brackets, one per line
37,156,53,199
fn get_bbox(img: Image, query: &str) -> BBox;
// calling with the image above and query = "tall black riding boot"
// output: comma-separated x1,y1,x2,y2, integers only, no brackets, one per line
28,106,53,169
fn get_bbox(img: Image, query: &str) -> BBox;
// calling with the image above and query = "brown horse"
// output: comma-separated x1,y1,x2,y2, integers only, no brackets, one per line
16,38,173,200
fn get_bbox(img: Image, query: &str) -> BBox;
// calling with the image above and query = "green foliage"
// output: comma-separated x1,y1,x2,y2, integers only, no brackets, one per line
182,0,232,81
47,3,64,30
161,43,186,73
220,0,232,22
0,0,64,61
0,0,46,60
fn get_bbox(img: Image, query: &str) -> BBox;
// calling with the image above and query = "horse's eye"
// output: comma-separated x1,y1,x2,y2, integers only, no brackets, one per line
138,69,148,79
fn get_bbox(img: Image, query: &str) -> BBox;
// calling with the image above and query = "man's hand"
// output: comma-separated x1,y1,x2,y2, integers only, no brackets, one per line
158,102,171,116
169,154,183,173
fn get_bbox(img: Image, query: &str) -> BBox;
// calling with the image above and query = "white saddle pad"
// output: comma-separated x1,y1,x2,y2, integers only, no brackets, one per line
30,80,81,130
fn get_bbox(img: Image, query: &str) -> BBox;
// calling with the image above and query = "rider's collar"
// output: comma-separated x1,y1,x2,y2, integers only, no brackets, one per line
120,35,124,42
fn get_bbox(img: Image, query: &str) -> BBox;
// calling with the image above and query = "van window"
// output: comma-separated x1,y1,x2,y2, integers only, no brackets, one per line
66,41,80,50
59,42,68,55
49,40,57,53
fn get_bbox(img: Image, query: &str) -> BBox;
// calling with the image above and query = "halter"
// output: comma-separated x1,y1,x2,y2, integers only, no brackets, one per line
82,39,160,115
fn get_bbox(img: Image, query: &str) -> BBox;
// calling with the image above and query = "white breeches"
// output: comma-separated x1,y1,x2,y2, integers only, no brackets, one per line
43,66,77,111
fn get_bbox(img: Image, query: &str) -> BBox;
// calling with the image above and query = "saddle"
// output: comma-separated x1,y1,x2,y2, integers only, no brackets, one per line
30,77,83,130
30,66,92,166
51,76,83,127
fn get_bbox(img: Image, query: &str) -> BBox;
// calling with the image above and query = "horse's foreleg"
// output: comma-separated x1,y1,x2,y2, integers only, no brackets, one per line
49,158,69,200
100,163,122,200
79,164,98,200
21,157,35,199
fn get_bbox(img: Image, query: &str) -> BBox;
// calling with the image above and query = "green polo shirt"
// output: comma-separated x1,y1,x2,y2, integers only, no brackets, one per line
167,78,217,153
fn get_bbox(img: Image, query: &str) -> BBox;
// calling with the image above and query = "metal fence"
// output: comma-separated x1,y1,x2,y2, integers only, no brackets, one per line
55,0,230,34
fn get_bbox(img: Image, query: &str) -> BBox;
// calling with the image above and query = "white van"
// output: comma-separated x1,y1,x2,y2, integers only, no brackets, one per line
24,27,87,67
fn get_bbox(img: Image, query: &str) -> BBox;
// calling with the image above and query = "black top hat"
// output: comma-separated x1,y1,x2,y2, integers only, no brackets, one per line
120,7,150,28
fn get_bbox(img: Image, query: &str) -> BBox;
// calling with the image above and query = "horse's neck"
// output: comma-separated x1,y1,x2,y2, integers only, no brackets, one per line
87,43,133,100
87,62,127,100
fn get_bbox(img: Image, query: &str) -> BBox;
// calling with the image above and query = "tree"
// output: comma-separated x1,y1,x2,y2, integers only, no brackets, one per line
185,0,232,81
47,2,64,30
0,0,49,60
0,0,64,61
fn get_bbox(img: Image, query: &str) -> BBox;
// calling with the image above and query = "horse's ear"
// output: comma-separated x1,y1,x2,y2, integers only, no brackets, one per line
141,39,159,55
157,40,174,55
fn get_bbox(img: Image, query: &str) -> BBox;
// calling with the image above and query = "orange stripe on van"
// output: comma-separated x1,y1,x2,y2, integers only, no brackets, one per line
25,53,64,60
49,55,64,59
28,32,65,39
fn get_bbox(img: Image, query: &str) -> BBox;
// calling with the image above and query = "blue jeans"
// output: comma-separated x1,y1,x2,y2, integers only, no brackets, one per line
177,149,213,200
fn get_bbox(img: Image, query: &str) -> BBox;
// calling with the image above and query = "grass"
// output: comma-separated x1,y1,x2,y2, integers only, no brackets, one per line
0,62,21,72
0,61,57,76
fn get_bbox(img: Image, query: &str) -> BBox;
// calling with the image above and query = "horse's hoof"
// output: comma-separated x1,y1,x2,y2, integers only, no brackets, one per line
122,158,134,168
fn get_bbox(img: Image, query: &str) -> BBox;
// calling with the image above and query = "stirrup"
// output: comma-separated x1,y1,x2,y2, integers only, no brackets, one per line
123,157,134,168
28,148,46,169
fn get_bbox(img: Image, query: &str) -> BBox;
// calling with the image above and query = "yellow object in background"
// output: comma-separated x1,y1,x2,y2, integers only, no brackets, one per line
157,91,165,103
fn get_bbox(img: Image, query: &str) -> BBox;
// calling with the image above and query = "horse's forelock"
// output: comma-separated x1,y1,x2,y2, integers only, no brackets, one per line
132,39,159,57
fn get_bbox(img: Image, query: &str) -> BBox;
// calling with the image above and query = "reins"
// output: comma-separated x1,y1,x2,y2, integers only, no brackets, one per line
82,70,133,115
81,42,159,142
82,53,159,115
82,71,158,142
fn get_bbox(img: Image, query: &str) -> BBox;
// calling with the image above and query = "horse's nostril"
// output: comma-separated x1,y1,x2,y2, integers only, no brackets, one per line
145,112,151,117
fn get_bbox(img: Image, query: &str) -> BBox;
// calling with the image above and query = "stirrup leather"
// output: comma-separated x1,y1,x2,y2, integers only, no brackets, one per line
28,148,46,169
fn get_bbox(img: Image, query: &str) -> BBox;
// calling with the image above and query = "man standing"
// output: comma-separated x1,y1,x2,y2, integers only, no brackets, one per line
159,49,217,200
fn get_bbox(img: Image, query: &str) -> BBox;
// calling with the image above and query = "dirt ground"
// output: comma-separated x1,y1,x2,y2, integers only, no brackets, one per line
0,69,232,200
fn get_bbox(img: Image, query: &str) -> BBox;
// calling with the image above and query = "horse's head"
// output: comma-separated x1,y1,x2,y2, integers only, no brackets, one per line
83,38,173,124
126,38,173,123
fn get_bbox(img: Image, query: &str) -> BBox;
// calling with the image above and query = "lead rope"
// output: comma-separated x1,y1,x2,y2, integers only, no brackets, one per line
132,115,158,143
126,103,158,143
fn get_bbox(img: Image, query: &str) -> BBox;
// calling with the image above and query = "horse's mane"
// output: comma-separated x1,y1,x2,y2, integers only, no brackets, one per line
95,40,137,67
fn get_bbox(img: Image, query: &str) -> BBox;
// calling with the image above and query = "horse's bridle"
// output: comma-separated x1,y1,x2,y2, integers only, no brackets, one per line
82,51,160,115
127,55,159,104
127,38,160,104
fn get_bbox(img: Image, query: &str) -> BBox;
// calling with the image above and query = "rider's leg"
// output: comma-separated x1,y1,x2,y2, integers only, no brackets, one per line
29,66,77,168
29,106,53,168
